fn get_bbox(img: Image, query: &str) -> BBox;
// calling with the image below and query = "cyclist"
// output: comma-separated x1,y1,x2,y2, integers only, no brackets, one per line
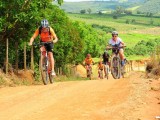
102,50,110,77
29,19,58,76
107,31,126,66
98,61,104,78
83,54,94,74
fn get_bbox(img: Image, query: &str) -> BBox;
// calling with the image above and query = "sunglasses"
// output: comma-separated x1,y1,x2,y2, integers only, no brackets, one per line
112,35,117,38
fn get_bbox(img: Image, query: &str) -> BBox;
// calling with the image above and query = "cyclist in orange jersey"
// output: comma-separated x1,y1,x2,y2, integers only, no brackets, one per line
29,19,58,76
83,54,94,73
98,61,104,78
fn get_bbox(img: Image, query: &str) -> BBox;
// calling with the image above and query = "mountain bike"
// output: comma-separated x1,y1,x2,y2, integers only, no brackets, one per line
86,65,92,80
33,42,54,85
108,46,126,79
98,69,103,79
104,62,109,79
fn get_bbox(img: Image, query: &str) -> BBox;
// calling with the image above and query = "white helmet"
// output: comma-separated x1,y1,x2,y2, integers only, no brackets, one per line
41,19,49,28
112,31,118,36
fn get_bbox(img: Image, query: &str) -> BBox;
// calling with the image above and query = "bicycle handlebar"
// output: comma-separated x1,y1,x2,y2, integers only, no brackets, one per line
106,45,126,50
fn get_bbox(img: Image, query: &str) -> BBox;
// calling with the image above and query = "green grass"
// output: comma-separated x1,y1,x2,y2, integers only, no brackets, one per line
126,55,150,61
69,13,160,48
68,13,160,60
68,13,160,31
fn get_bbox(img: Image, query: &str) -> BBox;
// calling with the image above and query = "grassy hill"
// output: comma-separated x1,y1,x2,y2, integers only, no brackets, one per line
137,0,160,14
68,13,160,60
60,1,142,13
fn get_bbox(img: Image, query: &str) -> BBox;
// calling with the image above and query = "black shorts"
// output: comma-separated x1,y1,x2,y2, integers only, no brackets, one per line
41,41,53,52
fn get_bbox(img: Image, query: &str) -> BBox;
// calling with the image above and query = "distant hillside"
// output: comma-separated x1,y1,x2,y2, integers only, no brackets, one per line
60,1,143,13
137,0,160,14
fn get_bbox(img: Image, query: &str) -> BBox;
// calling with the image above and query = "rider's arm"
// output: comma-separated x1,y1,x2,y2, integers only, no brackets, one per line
50,27,58,43
29,29,39,46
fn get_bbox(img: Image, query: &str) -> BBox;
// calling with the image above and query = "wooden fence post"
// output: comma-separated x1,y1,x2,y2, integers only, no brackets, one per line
15,41,18,74
24,42,26,70
31,46,34,70
5,38,8,74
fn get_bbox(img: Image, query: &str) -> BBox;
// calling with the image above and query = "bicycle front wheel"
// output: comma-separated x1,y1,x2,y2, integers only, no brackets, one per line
40,57,49,85
111,57,121,79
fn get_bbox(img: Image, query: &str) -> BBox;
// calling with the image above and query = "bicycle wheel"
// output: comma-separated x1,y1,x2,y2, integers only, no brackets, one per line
105,65,109,79
87,69,92,80
99,70,103,79
121,64,126,78
40,56,49,85
48,60,54,84
111,57,121,79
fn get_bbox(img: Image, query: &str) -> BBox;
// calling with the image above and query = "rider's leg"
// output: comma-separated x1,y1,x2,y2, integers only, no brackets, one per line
46,42,55,75
40,46,46,68
119,49,126,65
98,69,100,78
119,49,125,60
104,65,107,77
48,52,55,75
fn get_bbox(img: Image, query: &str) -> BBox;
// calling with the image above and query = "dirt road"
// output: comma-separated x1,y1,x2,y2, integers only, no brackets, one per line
0,72,159,120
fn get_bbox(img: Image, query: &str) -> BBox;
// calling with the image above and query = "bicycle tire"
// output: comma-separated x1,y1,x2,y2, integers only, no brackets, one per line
99,70,103,79
87,69,92,80
47,60,54,84
111,56,121,79
106,65,109,80
121,64,126,78
40,56,49,85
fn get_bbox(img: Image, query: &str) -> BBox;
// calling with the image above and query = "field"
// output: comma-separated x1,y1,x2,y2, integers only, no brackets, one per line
68,13,160,60
60,1,143,13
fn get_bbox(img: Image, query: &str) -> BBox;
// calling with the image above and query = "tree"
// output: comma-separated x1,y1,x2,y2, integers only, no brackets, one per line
124,10,132,15
87,8,92,14
115,6,124,15
80,9,86,14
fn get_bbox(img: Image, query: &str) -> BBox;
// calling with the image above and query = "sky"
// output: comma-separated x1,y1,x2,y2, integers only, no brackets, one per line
64,0,111,2
64,0,94,2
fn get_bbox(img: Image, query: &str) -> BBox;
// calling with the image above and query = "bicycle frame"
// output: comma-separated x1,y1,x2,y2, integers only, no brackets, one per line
85,64,92,80
33,42,53,85
108,46,126,79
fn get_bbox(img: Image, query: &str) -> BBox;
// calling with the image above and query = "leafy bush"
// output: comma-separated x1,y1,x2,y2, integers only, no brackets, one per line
146,46,160,77
92,24,115,33
80,9,86,14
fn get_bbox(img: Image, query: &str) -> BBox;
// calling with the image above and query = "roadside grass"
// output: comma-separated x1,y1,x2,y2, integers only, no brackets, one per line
126,55,150,61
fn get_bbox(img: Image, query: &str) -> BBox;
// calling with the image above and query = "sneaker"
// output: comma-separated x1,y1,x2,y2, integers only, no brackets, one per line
51,70,56,76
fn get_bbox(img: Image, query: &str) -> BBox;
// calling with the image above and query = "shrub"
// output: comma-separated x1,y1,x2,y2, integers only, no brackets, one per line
146,46,160,77
80,9,86,14
126,19,130,24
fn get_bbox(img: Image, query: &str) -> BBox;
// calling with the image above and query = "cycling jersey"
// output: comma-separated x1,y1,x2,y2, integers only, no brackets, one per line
32,27,56,42
109,37,122,47
85,58,94,65
98,64,104,70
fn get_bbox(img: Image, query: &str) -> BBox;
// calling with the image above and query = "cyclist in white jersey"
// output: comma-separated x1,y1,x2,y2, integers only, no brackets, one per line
108,31,126,66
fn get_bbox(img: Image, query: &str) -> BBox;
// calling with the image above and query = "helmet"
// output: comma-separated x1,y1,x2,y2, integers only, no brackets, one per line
112,31,118,36
87,54,91,57
41,19,49,28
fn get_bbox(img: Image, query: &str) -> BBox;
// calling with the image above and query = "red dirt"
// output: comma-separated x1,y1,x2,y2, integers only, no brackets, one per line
0,71,159,120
